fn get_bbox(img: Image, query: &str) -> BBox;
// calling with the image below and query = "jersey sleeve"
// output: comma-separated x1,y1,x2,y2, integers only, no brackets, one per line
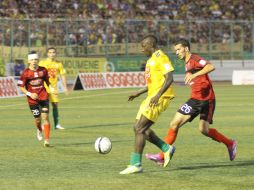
58,62,66,75
197,59,207,67
159,55,174,74
193,55,208,68
17,71,27,87
38,60,45,67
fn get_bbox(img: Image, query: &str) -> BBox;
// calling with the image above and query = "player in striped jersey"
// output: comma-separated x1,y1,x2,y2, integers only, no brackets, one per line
18,51,51,147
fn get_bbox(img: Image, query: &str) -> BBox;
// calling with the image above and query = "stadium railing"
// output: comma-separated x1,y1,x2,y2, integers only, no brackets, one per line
0,18,253,77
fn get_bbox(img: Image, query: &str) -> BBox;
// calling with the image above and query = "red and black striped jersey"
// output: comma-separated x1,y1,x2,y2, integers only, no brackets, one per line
185,54,215,100
18,66,49,105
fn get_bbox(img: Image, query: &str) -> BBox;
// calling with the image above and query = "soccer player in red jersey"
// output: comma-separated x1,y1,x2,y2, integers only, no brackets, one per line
18,51,51,147
146,39,237,165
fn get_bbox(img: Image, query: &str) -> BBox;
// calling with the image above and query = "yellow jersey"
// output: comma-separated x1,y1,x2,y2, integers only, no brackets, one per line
145,50,174,98
39,58,66,90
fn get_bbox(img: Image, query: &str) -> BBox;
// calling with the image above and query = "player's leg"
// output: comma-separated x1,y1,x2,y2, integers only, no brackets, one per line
132,116,153,166
199,120,237,160
29,104,43,141
165,112,191,144
40,101,51,147
52,102,59,128
120,97,173,174
144,127,175,167
133,115,174,164
146,112,190,163
34,117,42,131
199,99,237,161
165,99,198,145
120,115,174,174
50,93,64,130
146,99,197,163
135,97,175,167
119,117,151,174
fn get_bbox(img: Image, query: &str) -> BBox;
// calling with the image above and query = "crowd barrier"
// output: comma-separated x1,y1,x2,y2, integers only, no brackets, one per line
0,77,21,98
73,72,146,90
0,76,64,98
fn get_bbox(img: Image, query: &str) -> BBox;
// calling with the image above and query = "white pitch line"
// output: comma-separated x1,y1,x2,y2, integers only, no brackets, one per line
0,90,134,108
61,90,133,100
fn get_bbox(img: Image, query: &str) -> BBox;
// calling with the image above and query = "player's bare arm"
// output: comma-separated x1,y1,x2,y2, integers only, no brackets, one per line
61,74,69,95
185,63,215,85
128,87,148,101
149,72,173,107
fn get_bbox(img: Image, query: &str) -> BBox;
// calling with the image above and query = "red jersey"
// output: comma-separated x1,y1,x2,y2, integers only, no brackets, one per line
185,54,215,100
18,66,49,105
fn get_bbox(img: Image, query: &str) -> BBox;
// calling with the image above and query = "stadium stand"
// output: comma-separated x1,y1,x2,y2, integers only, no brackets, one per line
0,0,253,20
0,0,253,50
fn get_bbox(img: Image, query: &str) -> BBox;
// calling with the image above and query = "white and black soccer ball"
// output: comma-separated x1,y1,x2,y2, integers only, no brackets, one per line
94,137,112,154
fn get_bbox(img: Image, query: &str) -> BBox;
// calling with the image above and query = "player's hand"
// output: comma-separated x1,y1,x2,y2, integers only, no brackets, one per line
184,73,195,85
128,92,140,101
49,85,55,93
149,95,160,107
30,93,38,100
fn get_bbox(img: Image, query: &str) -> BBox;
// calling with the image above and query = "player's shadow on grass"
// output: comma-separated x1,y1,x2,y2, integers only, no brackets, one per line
56,138,132,147
149,160,254,173
172,160,254,171
71,122,133,129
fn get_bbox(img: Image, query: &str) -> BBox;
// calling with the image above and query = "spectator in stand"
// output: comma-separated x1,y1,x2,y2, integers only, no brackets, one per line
0,0,253,52
14,59,25,76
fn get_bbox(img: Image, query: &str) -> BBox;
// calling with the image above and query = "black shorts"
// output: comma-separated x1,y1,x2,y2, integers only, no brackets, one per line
29,100,49,118
177,98,215,124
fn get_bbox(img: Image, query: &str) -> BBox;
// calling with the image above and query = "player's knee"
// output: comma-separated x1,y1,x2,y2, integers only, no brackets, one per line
144,129,152,137
35,118,41,124
41,112,49,121
199,126,209,135
134,124,145,134
42,107,49,113
170,120,179,131
52,103,58,108
132,125,136,133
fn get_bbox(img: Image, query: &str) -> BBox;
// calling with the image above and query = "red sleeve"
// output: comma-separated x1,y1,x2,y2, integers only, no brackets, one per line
17,70,27,87
192,54,207,68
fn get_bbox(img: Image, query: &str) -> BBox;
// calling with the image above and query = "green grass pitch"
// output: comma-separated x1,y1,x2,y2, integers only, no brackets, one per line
0,84,254,190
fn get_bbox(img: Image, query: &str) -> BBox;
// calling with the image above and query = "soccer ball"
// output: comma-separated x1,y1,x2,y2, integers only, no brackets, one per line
94,137,112,154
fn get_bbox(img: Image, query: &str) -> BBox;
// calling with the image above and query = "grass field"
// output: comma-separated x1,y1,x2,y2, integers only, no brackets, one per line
0,84,254,190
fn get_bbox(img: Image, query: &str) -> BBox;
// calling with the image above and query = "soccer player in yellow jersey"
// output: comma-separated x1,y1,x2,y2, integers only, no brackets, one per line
120,35,175,174
39,47,68,130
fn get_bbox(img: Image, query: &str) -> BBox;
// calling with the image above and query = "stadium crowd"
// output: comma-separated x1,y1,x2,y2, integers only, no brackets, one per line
0,0,253,51
0,0,253,20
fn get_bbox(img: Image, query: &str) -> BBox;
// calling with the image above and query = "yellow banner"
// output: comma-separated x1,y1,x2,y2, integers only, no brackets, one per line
0,42,242,61
57,57,107,76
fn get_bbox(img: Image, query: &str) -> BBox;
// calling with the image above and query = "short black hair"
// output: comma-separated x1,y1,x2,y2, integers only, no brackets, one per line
29,50,37,55
142,34,158,48
47,47,56,52
174,38,190,51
